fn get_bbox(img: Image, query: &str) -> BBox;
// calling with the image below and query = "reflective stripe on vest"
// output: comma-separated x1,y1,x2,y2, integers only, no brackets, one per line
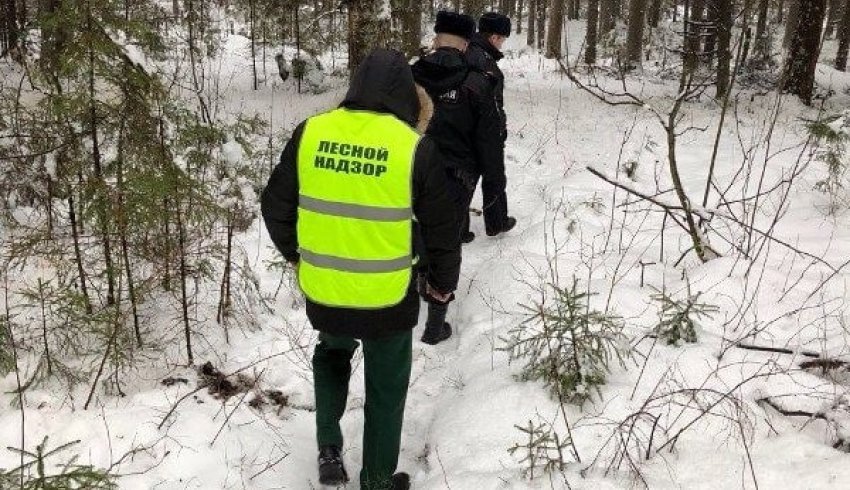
296,108,420,309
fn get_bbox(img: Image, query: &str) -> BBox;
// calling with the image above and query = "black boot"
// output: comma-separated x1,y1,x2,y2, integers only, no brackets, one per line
391,472,411,490
318,445,348,486
486,216,516,237
461,230,475,244
421,321,452,345
421,302,452,345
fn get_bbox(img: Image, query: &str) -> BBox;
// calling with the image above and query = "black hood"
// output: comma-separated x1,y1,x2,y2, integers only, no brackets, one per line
470,33,504,61
341,48,419,127
411,48,470,96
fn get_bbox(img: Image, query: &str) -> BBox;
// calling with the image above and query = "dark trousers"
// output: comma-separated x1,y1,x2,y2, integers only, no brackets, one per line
447,173,476,238
482,187,509,235
419,174,471,329
313,330,413,489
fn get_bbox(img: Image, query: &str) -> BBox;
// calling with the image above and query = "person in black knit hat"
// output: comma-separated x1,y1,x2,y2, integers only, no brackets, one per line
467,12,516,238
411,10,505,345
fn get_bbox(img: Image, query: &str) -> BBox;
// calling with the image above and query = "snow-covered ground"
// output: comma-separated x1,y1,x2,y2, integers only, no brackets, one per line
3,21,850,489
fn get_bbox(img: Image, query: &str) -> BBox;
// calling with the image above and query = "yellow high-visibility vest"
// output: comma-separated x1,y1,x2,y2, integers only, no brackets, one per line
296,108,420,309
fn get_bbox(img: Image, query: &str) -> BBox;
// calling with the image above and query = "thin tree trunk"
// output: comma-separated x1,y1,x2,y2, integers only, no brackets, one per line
546,0,566,58
250,0,258,90
528,0,536,45
835,0,850,70
177,203,193,365
116,123,141,347
625,0,647,68
781,0,826,104
2,0,19,57
716,0,733,97
705,0,718,64
84,278,123,411
38,280,52,376
518,0,524,34
217,218,234,341
87,6,116,308
537,0,546,48
16,0,25,39
587,0,599,63
186,0,211,123
68,194,93,314
295,6,302,93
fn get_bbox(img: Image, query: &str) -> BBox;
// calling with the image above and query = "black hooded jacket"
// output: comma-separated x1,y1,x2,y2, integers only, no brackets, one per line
261,49,461,339
467,33,506,141
412,47,505,186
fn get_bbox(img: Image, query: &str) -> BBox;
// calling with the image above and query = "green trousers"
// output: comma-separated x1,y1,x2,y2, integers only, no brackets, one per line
313,330,412,490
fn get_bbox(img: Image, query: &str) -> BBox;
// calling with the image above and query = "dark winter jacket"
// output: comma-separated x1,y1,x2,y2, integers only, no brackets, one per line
261,49,461,339
467,33,506,141
412,47,505,188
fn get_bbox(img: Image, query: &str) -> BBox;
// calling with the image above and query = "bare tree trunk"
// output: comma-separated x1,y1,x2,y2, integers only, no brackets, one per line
704,0,718,64
752,0,770,60
176,203,193,365
716,0,733,97
1,0,19,57
216,217,233,340
600,0,616,36
36,280,52,375
173,0,180,17
517,0,524,34
250,0,258,90
781,0,826,104
295,5,302,93
683,0,705,81
186,0,211,123
527,0,536,45
836,0,850,70
826,0,842,38
16,0,25,37
586,0,599,63
568,0,580,19
777,0,786,22
784,0,801,48
546,0,566,57
116,125,141,347
625,0,647,68
648,0,661,27
392,0,422,59
464,0,486,19
537,0,546,48
348,0,390,75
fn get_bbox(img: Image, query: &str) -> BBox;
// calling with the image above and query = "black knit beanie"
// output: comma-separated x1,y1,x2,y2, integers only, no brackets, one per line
434,11,475,39
478,12,511,37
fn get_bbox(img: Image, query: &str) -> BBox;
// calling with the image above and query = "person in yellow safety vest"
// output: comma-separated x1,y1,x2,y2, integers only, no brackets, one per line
261,48,461,490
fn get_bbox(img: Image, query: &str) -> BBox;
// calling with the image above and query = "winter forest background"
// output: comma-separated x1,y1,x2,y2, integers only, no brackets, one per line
2,0,850,488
